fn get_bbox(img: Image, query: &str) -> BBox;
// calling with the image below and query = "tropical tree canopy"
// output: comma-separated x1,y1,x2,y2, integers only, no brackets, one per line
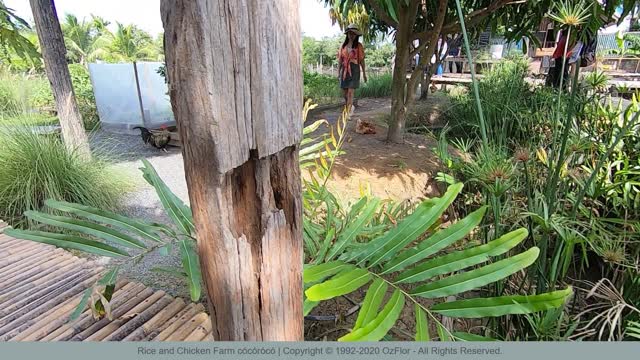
0,0,39,62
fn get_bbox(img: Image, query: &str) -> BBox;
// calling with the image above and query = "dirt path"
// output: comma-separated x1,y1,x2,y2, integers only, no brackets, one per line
306,97,442,202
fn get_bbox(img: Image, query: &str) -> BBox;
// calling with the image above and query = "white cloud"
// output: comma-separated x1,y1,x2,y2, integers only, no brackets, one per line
6,0,341,39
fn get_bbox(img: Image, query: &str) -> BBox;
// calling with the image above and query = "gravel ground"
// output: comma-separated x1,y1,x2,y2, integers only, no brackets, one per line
89,129,194,300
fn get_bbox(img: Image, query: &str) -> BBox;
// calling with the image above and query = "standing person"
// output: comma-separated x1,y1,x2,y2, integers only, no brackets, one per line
546,30,574,88
338,24,367,116
448,35,463,74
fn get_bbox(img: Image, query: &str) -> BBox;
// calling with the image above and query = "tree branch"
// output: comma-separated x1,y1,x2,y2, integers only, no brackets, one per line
407,0,447,101
363,0,398,28
441,0,524,34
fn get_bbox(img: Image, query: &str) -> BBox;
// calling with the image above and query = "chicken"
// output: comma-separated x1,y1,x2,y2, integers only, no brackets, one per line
133,125,172,151
355,119,376,135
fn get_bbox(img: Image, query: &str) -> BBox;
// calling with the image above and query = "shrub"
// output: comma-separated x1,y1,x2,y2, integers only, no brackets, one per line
31,64,100,130
0,68,42,116
447,56,557,147
356,72,392,98
0,125,130,226
303,71,341,103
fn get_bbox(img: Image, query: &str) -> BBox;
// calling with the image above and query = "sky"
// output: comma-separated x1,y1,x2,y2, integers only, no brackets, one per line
5,0,342,39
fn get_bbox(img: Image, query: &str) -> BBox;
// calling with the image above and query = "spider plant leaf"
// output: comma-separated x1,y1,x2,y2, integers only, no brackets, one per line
24,211,147,250
70,288,92,321
338,289,404,341
382,206,487,275
151,266,187,278
44,199,164,242
415,304,430,341
4,229,130,258
431,287,573,318
303,261,356,284
326,198,380,261
303,119,327,135
411,247,540,298
179,239,202,301
140,159,194,235
452,332,497,341
304,298,320,316
305,268,372,301
354,278,388,330
354,183,463,267
395,227,528,284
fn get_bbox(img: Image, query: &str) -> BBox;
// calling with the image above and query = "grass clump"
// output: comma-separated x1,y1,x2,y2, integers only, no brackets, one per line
0,126,131,226
356,72,392,98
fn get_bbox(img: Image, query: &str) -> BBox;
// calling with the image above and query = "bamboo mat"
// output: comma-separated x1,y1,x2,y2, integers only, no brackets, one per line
0,221,213,341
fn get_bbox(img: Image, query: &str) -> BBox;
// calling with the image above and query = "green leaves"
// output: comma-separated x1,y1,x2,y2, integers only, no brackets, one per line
354,278,388,329
23,210,147,250
304,182,572,342
431,288,574,318
140,159,194,235
395,228,528,284
179,239,202,302
414,304,430,341
411,247,540,298
305,268,372,301
44,200,164,243
10,161,204,302
4,229,129,257
339,289,405,341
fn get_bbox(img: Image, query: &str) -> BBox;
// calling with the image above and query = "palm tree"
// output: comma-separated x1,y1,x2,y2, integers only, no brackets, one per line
97,23,160,62
61,14,107,66
0,0,39,61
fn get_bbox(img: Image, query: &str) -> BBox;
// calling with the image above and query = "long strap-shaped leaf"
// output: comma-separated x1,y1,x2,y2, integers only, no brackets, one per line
24,211,147,250
414,304,430,341
305,268,372,301
354,278,388,330
45,200,163,243
303,261,355,284
338,289,405,341
381,206,487,275
395,228,528,284
140,159,194,235
179,239,202,302
431,287,573,318
326,198,380,261
5,229,130,258
411,247,540,298
349,183,463,267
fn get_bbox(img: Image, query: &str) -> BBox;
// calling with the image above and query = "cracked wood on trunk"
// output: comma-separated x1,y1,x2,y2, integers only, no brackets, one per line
161,0,303,341
29,0,91,160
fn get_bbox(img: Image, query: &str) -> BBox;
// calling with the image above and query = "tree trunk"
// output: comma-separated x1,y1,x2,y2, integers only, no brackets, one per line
29,0,90,160
387,5,415,144
161,0,303,341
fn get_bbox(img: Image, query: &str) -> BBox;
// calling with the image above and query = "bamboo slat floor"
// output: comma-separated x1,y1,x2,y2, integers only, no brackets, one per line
0,221,213,341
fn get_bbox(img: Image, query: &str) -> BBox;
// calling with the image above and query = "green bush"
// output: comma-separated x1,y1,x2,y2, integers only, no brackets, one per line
0,68,42,116
0,112,58,126
303,71,341,103
448,56,557,147
356,72,392,98
0,126,130,226
30,64,100,130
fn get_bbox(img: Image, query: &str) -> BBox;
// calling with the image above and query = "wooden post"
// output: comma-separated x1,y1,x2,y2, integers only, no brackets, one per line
132,61,147,127
29,0,91,160
161,0,303,341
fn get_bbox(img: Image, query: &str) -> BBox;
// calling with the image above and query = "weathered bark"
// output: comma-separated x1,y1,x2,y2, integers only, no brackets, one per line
387,3,418,144
29,0,91,160
161,0,303,341
387,0,446,143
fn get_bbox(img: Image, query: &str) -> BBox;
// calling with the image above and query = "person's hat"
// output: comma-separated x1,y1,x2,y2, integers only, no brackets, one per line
344,24,362,36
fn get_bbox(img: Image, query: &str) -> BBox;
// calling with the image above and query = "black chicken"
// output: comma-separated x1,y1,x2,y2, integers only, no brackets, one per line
133,126,171,151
